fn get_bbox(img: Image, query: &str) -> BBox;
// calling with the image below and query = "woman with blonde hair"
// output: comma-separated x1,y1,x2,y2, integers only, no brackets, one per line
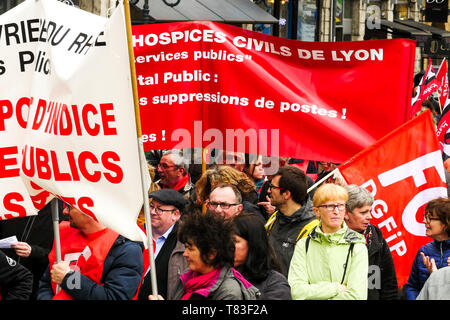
288,183,368,300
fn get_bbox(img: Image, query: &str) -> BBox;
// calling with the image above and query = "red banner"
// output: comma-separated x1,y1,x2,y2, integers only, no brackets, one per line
339,110,448,286
132,21,415,163
411,59,439,118
437,106,450,159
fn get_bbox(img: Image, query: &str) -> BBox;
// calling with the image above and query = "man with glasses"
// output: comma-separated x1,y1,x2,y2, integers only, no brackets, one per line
265,166,317,277
37,203,144,300
206,184,244,220
137,189,188,300
156,150,194,200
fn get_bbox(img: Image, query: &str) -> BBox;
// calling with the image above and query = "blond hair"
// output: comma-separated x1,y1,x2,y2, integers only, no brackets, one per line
313,183,348,207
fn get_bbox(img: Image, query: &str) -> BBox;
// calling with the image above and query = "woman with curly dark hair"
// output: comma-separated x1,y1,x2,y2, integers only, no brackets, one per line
150,211,260,300
232,212,291,300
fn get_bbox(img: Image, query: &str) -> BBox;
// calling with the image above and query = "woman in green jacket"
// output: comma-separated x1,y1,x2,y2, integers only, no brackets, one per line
288,183,368,300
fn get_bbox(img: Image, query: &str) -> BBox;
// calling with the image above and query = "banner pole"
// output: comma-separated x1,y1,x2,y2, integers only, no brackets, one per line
51,198,62,293
202,148,207,214
123,0,158,298
307,168,339,194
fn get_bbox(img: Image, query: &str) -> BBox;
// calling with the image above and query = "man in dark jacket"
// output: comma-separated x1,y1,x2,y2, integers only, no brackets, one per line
344,184,399,300
137,189,189,300
265,166,317,277
0,250,33,300
37,204,144,300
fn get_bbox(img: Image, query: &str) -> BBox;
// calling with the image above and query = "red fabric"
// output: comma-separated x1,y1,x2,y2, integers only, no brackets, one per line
411,58,439,118
133,21,415,163
162,173,189,192
436,58,449,109
339,110,447,286
48,221,118,300
437,106,450,158
180,268,221,300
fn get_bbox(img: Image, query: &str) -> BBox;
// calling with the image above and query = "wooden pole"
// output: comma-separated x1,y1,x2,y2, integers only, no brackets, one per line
122,0,158,298
202,148,207,214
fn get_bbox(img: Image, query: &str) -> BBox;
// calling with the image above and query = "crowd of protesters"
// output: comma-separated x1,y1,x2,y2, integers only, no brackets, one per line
0,148,449,301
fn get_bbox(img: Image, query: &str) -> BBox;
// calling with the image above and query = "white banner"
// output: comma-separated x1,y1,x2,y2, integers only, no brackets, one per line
0,0,147,242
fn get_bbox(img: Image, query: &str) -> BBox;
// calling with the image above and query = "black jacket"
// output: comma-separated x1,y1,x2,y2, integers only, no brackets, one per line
0,201,65,300
365,224,399,300
0,250,33,300
267,199,316,277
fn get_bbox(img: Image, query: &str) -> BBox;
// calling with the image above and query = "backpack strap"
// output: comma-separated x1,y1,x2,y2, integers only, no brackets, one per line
296,219,320,242
264,211,278,234
305,235,311,254
340,243,355,284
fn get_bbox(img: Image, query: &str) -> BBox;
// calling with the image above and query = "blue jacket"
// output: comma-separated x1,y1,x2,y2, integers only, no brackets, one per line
37,236,144,300
405,239,450,300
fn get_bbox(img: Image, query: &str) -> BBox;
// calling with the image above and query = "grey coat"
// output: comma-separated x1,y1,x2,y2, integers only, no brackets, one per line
416,266,450,300
166,240,189,300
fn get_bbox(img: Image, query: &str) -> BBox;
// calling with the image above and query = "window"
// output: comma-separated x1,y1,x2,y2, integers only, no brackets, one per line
298,0,318,41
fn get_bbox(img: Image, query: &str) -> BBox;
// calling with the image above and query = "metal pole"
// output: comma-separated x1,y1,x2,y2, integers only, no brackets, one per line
123,0,158,298
51,198,62,293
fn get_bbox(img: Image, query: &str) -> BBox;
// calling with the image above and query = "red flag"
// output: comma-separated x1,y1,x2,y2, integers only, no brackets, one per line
436,58,449,111
437,106,450,159
339,110,447,287
411,59,439,118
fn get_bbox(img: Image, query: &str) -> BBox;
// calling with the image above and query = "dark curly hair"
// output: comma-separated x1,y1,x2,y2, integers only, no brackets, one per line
178,210,235,268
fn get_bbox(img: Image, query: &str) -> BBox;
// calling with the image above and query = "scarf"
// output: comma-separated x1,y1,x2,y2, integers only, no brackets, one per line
163,173,190,193
180,268,221,300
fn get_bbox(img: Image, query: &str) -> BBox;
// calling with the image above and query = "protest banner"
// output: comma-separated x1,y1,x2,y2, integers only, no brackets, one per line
338,110,447,286
437,105,450,159
132,21,416,163
411,58,439,118
436,57,449,112
0,0,147,243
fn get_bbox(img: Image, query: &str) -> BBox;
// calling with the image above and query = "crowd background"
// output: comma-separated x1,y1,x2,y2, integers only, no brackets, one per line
0,144,448,301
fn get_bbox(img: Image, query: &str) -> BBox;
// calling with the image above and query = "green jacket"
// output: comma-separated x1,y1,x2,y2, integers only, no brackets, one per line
288,222,368,300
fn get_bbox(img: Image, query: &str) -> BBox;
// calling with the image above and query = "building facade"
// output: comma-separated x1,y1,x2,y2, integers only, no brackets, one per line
2,0,449,73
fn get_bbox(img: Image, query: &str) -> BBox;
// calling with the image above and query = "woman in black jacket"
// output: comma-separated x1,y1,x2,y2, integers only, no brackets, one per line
344,184,399,300
232,212,291,300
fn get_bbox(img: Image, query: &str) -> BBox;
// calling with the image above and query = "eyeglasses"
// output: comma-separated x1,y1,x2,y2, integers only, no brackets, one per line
423,214,440,224
63,203,72,211
150,203,177,215
157,163,178,170
268,183,284,191
318,203,346,212
207,201,240,210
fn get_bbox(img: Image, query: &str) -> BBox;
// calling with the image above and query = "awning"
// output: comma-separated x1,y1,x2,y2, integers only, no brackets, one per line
375,19,432,47
394,19,450,46
130,0,278,25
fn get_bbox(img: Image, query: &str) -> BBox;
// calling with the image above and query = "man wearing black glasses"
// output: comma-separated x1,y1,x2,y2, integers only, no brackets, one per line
265,166,317,277
136,189,189,300
206,184,244,220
